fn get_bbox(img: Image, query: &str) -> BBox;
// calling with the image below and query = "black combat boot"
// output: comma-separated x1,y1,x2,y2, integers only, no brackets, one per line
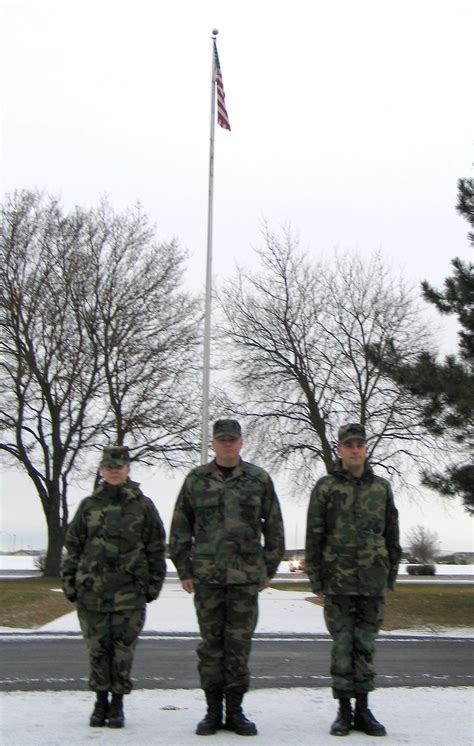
89,690,109,727
225,690,257,736
353,693,386,736
108,692,125,728
330,698,352,736
196,689,224,735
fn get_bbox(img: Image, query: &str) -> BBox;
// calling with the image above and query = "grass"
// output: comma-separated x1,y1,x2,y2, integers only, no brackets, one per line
0,577,472,631
270,581,474,630
0,577,73,629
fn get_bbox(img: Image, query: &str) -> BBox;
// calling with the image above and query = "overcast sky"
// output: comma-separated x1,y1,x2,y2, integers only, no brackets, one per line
0,0,473,552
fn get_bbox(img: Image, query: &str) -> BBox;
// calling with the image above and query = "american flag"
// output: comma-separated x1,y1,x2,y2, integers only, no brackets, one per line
213,41,231,131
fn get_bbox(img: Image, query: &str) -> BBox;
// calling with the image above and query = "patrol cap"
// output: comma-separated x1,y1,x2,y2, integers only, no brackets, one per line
213,419,242,440
100,445,131,466
337,423,366,444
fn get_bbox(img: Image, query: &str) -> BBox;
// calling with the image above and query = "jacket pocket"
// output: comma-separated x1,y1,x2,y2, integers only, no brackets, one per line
193,496,221,543
193,542,217,556
191,542,218,581
237,539,265,583
193,495,220,511
238,539,262,555
239,493,261,518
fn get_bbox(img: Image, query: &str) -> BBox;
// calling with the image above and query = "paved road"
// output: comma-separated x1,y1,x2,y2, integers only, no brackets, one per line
1,569,472,586
274,574,473,586
1,633,472,691
93,569,468,585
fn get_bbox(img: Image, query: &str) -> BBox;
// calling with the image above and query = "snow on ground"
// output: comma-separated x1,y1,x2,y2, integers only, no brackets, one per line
39,584,330,636
1,555,474,575
1,557,473,744
1,687,472,746
36,581,474,639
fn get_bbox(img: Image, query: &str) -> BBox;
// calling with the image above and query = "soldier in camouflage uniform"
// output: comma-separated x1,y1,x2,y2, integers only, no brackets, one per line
305,424,401,737
169,419,285,737
61,445,167,729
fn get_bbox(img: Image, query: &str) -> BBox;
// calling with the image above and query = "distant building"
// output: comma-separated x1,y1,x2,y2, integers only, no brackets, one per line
437,551,474,564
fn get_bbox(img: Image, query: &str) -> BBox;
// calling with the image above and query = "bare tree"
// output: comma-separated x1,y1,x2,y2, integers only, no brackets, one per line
406,524,440,563
216,226,435,487
0,191,103,575
0,190,202,575
76,200,203,469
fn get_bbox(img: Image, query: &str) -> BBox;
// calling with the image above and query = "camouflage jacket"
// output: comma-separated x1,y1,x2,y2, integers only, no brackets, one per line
305,462,401,596
169,459,285,585
61,479,167,611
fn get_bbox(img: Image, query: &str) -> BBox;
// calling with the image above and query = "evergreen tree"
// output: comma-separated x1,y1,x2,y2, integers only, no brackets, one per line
373,178,473,513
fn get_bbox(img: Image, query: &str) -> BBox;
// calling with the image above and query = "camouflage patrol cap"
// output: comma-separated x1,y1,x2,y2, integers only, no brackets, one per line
213,419,242,440
100,445,131,466
337,423,366,444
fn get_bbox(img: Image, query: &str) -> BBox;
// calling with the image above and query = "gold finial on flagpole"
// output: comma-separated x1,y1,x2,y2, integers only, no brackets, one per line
212,28,219,37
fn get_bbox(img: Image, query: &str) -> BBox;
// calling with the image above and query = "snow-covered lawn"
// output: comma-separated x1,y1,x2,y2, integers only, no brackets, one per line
1,687,472,746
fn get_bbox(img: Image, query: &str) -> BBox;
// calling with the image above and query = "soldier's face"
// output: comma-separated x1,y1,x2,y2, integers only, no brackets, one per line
101,464,130,485
212,436,243,466
337,439,368,474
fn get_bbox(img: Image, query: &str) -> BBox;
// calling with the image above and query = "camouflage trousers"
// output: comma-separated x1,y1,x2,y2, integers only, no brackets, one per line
77,606,145,694
194,583,259,693
324,595,385,699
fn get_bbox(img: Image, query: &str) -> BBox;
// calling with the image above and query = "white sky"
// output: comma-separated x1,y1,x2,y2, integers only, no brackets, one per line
0,0,473,552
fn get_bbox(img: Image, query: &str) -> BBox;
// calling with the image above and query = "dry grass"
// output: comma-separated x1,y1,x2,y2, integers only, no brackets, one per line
382,584,474,629
0,577,74,628
271,582,474,630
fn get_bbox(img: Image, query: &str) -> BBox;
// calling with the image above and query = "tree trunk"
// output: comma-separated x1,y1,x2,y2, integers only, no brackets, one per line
43,506,66,578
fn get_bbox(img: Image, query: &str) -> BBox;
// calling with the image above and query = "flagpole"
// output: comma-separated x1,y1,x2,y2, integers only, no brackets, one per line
200,29,218,465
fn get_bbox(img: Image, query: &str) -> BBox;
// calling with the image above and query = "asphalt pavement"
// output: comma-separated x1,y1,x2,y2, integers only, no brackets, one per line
1,632,472,691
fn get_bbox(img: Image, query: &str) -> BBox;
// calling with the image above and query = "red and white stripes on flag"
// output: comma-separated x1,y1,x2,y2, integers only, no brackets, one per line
213,40,231,131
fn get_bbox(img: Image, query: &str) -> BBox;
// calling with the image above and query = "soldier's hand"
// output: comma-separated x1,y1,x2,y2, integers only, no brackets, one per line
181,579,194,593
259,578,270,591
315,591,324,600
